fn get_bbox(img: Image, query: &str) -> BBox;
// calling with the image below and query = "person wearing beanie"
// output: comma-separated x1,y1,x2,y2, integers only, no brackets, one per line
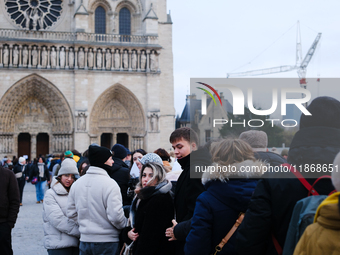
124,148,132,167
293,152,340,255
281,149,289,159
42,157,79,254
67,144,127,254
64,151,74,159
237,96,339,255
239,130,287,167
13,156,29,206
109,144,130,206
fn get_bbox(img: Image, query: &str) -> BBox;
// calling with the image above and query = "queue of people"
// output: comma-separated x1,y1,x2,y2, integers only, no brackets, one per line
1,96,340,255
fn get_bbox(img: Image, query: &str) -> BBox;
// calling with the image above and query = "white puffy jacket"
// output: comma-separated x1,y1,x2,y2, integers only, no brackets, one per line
67,166,127,242
43,178,80,249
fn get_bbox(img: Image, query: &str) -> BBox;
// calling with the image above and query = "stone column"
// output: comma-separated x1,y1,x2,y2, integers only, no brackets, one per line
111,49,114,71
56,47,60,69
47,46,50,69
28,46,32,68
137,50,141,72
37,46,41,68
65,48,69,69
102,50,106,71
18,45,22,67
74,48,78,70
31,134,37,160
84,48,88,70
128,50,132,72
146,50,150,72
9,45,13,68
93,48,97,70
0,46,3,68
119,50,123,71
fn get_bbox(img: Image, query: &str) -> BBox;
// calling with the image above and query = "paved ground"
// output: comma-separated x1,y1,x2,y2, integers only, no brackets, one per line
12,183,48,255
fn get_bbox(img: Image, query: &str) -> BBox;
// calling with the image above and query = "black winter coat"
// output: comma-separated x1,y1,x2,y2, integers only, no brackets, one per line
13,163,29,180
122,191,175,255
0,166,20,228
254,151,287,166
173,147,212,255
29,163,50,182
109,157,130,206
236,127,338,255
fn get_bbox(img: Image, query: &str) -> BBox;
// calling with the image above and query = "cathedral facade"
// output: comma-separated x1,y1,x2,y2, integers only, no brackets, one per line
0,0,175,160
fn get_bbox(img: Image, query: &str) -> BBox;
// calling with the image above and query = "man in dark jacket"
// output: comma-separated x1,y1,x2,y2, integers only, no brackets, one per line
13,157,29,206
0,165,20,255
236,96,340,255
165,127,212,255
239,130,287,167
110,144,130,206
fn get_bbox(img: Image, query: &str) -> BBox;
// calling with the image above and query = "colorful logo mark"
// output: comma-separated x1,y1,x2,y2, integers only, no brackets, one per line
196,82,223,106
197,82,223,115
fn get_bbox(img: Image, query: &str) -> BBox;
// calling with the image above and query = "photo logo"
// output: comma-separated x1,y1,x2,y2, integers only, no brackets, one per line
196,82,222,115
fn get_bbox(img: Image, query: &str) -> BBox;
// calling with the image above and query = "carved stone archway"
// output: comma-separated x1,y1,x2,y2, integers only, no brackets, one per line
90,84,145,150
0,74,73,159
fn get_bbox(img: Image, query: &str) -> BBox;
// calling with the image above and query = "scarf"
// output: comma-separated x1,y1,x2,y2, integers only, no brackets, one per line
38,163,45,178
130,180,172,227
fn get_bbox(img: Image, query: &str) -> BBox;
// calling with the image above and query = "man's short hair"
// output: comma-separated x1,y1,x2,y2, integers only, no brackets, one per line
169,127,199,145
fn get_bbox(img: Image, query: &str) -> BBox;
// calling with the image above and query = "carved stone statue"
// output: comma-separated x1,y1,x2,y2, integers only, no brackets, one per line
23,10,30,30
131,51,137,70
59,48,65,68
30,9,40,31
3,46,9,66
140,52,146,70
123,50,128,69
114,50,120,69
111,14,115,32
78,48,85,68
38,12,46,30
149,112,159,132
105,49,111,69
150,52,158,71
77,112,87,131
22,46,28,66
41,47,47,68
50,48,56,68
88,49,94,68
96,49,102,69
32,46,38,66
69,48,74,68
13,46,19,66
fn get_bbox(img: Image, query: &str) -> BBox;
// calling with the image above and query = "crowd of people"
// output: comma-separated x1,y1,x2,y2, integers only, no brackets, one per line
1,96,340,255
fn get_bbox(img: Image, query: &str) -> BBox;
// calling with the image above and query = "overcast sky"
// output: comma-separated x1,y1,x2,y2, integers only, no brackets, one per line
167,0,340,115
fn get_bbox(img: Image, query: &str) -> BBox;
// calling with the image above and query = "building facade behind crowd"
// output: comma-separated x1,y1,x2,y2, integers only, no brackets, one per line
0,0,175,161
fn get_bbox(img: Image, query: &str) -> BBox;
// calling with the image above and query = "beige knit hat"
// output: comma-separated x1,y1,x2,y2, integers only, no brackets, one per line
57,158,78,176
239,130,268,149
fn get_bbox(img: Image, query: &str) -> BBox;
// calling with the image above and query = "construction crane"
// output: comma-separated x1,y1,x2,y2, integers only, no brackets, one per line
227,22,321,89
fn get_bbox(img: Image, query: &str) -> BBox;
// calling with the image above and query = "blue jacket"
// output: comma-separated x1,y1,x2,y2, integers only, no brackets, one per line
185,160,264,255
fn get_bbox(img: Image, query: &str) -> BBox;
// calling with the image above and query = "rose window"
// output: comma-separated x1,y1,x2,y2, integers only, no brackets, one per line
4,0,63,30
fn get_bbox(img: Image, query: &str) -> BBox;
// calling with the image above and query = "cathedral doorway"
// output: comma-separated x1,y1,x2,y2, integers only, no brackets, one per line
18,133,31,160
117,133,128,148
90,84,145,150
101,133,112,149
37,133,49,157
0,74,74,159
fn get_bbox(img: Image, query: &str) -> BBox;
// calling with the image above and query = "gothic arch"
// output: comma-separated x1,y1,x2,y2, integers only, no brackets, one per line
0,74,73,134
116,0,139,14
89,0,112,12
90,84,145,147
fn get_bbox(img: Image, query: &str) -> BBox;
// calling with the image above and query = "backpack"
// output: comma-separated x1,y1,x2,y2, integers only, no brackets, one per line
280,164,336,255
